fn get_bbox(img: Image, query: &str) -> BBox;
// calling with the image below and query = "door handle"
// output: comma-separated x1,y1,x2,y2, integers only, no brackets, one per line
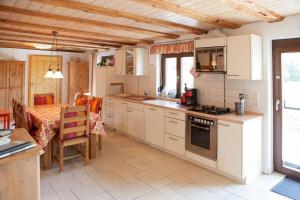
275,99,281,111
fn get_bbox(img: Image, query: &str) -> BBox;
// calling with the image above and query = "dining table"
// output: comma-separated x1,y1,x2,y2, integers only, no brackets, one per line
27,104,106,169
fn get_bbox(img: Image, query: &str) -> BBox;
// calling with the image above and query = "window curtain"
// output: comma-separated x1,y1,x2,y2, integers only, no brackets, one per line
150,41,194,55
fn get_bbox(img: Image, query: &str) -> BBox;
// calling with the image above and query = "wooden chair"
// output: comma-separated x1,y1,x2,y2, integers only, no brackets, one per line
34,93,54,105
52,105,90,172
15,103,30,131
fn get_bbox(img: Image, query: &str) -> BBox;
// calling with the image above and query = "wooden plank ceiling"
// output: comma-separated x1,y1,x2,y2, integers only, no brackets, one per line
0,0,298,52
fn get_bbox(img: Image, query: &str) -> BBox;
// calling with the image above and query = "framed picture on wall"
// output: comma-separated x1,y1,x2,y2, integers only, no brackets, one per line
96,55,114,67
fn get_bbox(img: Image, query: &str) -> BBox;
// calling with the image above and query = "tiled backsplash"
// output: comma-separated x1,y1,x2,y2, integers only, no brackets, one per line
194,73,264,113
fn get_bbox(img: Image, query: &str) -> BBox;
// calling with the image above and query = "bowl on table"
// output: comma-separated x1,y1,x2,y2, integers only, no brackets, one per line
0,129,12,146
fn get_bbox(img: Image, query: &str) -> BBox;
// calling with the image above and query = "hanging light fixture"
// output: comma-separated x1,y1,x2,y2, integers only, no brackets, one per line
44,31,64,79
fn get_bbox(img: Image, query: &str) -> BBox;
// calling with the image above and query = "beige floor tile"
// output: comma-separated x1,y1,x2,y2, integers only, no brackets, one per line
57,190,78,200
109,180,153,200
41,129,292,200
177,183,223,200
135,190,170,200
71,182,106,200
86,192,113,200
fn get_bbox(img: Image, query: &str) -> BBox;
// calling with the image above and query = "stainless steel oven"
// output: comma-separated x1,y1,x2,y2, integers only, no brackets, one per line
186,114,217,160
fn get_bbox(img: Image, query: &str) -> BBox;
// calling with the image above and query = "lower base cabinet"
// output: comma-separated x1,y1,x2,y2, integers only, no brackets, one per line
127,108,144,139
217,118,262,183
145,106,164,147
164,133,185,156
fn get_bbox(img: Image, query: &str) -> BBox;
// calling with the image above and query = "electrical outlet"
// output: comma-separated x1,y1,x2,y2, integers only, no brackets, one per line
253,93,260,107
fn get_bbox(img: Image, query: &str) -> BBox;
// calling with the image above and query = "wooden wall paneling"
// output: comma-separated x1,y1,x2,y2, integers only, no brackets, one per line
0,61,9,109
29,55,62,106
68,60,89,105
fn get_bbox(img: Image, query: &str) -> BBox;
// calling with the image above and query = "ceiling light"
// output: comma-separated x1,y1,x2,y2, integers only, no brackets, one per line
33,43,52,49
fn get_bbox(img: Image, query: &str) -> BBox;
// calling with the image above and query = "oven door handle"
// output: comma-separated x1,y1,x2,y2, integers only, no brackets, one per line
191,124,210,131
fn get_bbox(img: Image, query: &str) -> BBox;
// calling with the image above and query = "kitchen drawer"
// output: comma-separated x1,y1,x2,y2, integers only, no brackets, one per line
164,117,185,138
127,102,144,111
105,102,114,116
105,97,114,104
105,114,114,128
165,109,186,120
165,133,185,156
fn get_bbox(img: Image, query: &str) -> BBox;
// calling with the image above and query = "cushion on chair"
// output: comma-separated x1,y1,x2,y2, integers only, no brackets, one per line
75,97,88,106
34,95,54,105
89,99,102,114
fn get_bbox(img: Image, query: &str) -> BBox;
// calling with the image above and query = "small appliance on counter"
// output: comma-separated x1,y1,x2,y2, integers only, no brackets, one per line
235,93,245,115
181,88,198,106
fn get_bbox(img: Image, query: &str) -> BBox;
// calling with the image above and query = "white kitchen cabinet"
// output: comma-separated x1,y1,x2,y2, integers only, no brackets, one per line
227,34,262,80
194,37,226,48
145,106,164,147
115,49,126,75
115,48,148,76
113,99,127,132
165,133,185,156
104,97,114,128
127,103,145,139
164,117,185,138
217,118,262,183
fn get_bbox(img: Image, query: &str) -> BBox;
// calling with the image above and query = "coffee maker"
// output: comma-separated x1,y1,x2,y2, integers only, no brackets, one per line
185,88,198,106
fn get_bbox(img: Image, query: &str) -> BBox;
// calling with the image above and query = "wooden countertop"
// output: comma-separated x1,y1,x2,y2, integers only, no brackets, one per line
0,128,43,166
107,96,263,124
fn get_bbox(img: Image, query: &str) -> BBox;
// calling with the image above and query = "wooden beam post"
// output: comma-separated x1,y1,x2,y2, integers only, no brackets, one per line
30,0,207,35
132,0,240,29
0,5,179,39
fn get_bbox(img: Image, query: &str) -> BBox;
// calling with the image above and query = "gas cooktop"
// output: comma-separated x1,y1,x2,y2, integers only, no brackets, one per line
187,105,231,115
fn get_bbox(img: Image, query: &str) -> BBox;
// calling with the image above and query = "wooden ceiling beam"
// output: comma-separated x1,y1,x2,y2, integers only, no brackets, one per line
0,42,85,53
0,5,178,39
0,37,105,50
0,18,151,45
0,32,110,49
0,42,87,53
132,0,240,29
223,0,284,22
30,0,207,35
0,27,122,47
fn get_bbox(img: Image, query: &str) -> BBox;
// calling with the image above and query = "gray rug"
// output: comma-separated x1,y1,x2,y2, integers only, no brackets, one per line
272,176,300,200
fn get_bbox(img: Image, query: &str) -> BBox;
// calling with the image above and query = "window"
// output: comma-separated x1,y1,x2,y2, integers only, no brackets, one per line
161,53,194,98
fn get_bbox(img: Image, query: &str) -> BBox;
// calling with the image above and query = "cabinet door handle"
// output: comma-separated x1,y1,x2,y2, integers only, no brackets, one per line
106,116,112,119
169,120,178,124
168,137,178,141
127,110,133,112
227,74,239,77
218,123,230,127
149,108,156,111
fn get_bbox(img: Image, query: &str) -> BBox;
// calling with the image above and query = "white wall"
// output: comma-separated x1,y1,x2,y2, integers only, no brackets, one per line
0,48,89,104
120,14,300,174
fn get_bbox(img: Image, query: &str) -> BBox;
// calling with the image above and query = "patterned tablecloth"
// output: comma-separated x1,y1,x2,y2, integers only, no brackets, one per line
27,104,106,148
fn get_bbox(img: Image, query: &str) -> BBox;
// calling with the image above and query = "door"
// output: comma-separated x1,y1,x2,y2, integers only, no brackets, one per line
127,108,144,139
68,60,89,105
8,61,24,112
0,61,9,109
273,38,300,179
113,100,127,132
29,55,62,106
145,106,164,147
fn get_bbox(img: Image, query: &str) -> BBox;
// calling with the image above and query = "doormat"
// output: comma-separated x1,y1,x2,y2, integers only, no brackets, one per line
271,176,300,200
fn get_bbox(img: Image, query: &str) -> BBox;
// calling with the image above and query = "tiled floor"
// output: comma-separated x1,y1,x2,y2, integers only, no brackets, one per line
41,129,290,200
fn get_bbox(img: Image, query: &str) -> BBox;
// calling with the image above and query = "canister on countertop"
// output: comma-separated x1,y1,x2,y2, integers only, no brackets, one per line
235,93,245,115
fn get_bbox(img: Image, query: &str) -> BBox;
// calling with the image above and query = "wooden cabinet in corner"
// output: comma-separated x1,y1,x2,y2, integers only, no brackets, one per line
227,34,262,80
115,48,149,76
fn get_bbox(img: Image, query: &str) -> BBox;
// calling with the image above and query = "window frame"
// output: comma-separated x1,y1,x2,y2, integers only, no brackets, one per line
161,52,194,98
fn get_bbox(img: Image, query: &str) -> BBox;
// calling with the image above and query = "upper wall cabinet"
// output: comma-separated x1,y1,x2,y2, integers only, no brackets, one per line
115,48,149,76
227,34,262,80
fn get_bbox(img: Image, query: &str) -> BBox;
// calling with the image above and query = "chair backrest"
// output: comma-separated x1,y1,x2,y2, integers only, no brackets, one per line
12,98,18,120
74,94,88,106
15,103,31,131
89,97,103,114
34,93,54,105
59,105,89,141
